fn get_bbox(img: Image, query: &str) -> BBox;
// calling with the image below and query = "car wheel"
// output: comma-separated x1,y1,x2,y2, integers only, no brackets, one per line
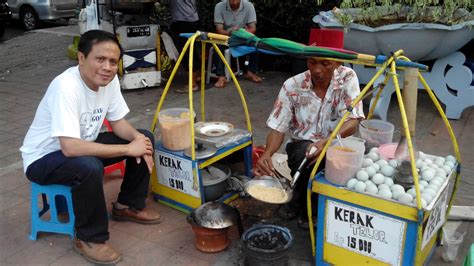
20,6,39,31
0,23,5,38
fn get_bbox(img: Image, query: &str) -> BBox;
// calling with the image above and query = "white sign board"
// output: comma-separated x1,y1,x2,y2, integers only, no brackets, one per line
326,200,406,266
422,188,448,248
155,150,199,197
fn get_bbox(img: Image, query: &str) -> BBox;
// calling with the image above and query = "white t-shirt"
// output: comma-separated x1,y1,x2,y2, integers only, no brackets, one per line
20,66,129,172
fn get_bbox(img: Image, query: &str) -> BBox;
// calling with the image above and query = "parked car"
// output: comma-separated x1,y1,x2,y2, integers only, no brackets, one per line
0,0,12,37
7,0,76,30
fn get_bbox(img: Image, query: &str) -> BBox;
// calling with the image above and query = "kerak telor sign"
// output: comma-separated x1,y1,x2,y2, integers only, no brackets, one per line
155,150,199,197
326,201,406,265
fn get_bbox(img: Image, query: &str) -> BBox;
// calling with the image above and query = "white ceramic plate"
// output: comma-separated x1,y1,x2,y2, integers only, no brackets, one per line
195,121,234,137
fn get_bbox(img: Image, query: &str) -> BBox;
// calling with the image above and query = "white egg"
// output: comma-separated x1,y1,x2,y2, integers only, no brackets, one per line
442,165,452,173
363,158,374,167
407,188,417,198
391,184,405,193
412,197,428,208
416,159,425,169
354,181,367,192
378,184,390,191
392,190,405,200
423,188,437,198
445,155,456,163
376,159,388,167
419,151,426,159
434,157,445,164
399,193,414,204
378,189,392,199
381,165,395,177
445,161,455,169
418,184,425,192
421,192,433,204
366,184,378,194
420,166,430,172
430,179,442,188
419,180,429,187
424,158,433,165
372,163,380,172
356,169,369,181
372,173,385,185
430,164,439,169
434,176,445,184
347,178,358,189
365,180,375,187
370,147,379,153
367,152,379,161
421,170,435,181
434,160,444,167
365,166,376,177
384,178,394,186
436,168,447,177
389,159,399,168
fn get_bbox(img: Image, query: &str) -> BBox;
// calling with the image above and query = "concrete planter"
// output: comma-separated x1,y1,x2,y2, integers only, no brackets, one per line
313,8,474,61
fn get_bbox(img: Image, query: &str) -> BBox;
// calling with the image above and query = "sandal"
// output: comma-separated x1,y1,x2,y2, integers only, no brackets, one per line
277,204,299,220
176,86,198,93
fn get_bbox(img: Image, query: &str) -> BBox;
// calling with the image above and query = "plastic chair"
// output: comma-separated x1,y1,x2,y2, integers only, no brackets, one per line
30,183,75,240
206,46,241,83
103,119,126,177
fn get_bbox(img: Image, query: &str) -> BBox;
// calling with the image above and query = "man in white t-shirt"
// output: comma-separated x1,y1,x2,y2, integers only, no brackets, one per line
20,30,162,265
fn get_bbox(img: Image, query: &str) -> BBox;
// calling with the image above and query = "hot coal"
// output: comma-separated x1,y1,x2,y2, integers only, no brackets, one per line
246,230,288,250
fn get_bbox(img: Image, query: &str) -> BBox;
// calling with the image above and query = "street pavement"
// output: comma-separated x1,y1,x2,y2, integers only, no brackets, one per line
0,26,472,265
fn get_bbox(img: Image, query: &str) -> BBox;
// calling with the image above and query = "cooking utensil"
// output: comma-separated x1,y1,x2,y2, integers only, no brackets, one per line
336,134,344,148
290,146,318,188
394,67,419,186
244,178,293,204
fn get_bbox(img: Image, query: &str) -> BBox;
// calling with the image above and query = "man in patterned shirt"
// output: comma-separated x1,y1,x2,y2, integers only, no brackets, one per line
254,55,365,229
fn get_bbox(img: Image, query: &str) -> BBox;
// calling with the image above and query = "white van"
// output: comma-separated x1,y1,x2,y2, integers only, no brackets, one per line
7,0,76,30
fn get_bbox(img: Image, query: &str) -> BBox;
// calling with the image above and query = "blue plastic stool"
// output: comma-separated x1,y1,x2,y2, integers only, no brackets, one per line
30,183,75,240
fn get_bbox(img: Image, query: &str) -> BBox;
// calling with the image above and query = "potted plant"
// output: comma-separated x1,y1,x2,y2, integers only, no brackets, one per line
313,0,474,61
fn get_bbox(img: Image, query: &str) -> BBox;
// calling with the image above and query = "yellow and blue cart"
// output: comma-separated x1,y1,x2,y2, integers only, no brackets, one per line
149,32,253,213
303,49,462,265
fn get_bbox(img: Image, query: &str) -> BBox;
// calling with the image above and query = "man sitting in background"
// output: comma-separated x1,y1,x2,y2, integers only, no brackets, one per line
213,0,262,88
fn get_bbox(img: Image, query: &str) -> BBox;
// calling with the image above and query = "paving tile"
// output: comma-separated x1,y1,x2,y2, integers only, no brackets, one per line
0,191,27,212
143,217,193,250
107,226,142,252
118,239,175,265
2,199,31,227
4,236,71,265
0,170,29,191
0,227,35,261
165,253,211,265
49,249,92,266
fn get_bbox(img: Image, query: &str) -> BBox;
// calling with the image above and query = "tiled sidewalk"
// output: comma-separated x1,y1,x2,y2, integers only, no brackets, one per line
0,28,472,265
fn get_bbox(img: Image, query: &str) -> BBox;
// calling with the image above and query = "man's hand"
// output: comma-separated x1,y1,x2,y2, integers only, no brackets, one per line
127,135,153,158
254,152,275,177
307,139,328,165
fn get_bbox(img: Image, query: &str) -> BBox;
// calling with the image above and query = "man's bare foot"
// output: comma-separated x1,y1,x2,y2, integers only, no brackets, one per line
214,76,227,88
245,71,263,83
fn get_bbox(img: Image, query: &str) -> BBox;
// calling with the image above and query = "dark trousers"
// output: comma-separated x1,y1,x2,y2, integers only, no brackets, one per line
214,44,259,76
25,129,154,243
170,20,201,72
285,140,324,218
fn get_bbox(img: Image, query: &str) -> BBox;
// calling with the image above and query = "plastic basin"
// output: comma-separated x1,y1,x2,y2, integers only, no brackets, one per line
359,119,394,151
158,108,192,151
